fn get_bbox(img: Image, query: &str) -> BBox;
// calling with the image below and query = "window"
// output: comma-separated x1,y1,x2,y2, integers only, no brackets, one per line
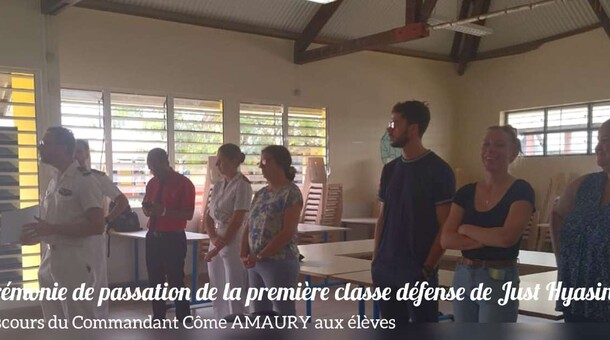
174,98,223,206
111,93,167,205
505,101,610,156
0,70,40,290
239,103,328,189
60,89,105,170
287,106,327,184
240,103,283,191
61,90,223,206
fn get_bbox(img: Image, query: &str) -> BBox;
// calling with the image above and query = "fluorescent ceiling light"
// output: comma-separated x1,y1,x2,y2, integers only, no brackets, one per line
306,0,338,4
428,16,493,37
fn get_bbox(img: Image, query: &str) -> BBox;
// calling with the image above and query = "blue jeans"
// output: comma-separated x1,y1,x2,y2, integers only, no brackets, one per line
248,257,300,315
452,263,520,322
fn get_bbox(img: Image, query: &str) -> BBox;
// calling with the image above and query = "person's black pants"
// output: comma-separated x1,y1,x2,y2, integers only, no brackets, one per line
375,274,440,326
145,231,191,321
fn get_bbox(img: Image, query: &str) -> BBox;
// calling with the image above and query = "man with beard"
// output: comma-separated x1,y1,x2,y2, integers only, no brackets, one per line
372,101,455,325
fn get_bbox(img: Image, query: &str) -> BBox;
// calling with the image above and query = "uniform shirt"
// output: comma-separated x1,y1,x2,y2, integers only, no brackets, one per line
372,151,455,286
88,169,122,201
41,161,104,246
209,173,253,227
143,169,196,232
247,183,303,260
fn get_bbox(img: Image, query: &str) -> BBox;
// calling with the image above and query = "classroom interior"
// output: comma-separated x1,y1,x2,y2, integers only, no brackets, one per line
1,0,610,323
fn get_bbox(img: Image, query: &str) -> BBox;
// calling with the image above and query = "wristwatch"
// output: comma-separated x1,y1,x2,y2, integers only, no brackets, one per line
255,253,264,261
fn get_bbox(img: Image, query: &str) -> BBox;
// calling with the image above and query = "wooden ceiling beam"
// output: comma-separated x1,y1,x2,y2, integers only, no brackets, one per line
294,23,429,64
294,0,344,53
456,0,491,75
406,0,423,24
475,23,601,60
450,0,472,61
42,0,82,15
420,0,438,23
587,0,610,39
77,0,449,62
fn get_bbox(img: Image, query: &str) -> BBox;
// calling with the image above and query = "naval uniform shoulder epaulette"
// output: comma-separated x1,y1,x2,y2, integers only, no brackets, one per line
90,169,106,176
77,166,92,176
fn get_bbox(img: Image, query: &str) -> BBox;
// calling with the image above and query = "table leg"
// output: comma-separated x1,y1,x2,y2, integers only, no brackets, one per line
192,240,198,303
306,275,312,319
134,239,140,287
358,285,365,317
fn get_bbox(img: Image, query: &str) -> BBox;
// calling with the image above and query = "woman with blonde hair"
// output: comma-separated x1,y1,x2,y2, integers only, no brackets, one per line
441,125,535,322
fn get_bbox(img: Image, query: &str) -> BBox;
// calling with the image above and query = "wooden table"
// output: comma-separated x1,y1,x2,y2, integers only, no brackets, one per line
298,223,349,242
298,239,560,320
341,218,377,239
112,225,347,288
341,218,377,225
519,270,562,320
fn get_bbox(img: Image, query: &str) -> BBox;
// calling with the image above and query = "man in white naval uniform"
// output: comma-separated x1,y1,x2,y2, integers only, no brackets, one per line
21,127,107,320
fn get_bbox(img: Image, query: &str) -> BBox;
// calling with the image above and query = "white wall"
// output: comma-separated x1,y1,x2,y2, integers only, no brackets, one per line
57,8,458,284
452,29,610,207
58,8,458,217
0,0,61,133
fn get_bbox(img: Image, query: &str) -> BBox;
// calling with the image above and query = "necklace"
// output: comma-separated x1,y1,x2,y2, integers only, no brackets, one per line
482,184,493,207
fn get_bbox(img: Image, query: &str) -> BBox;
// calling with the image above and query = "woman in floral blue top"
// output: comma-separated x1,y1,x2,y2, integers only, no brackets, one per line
241,145,303,315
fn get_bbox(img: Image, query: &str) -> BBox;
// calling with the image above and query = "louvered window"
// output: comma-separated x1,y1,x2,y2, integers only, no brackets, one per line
174,98,223,206
61,90,224,207
111,93,167,205
0,70,40,290
287,106,327,184
239,103,283,191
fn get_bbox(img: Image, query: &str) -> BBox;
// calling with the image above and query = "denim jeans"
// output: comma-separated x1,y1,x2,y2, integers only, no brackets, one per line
452,263,520,322
247,257,300,315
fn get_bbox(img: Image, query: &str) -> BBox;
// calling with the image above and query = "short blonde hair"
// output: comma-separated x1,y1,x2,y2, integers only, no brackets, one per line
487,125,522,156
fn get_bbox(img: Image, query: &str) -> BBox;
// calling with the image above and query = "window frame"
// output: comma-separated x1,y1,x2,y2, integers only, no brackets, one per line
238,101,329,188
60,88,224,206
504,100,609,157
